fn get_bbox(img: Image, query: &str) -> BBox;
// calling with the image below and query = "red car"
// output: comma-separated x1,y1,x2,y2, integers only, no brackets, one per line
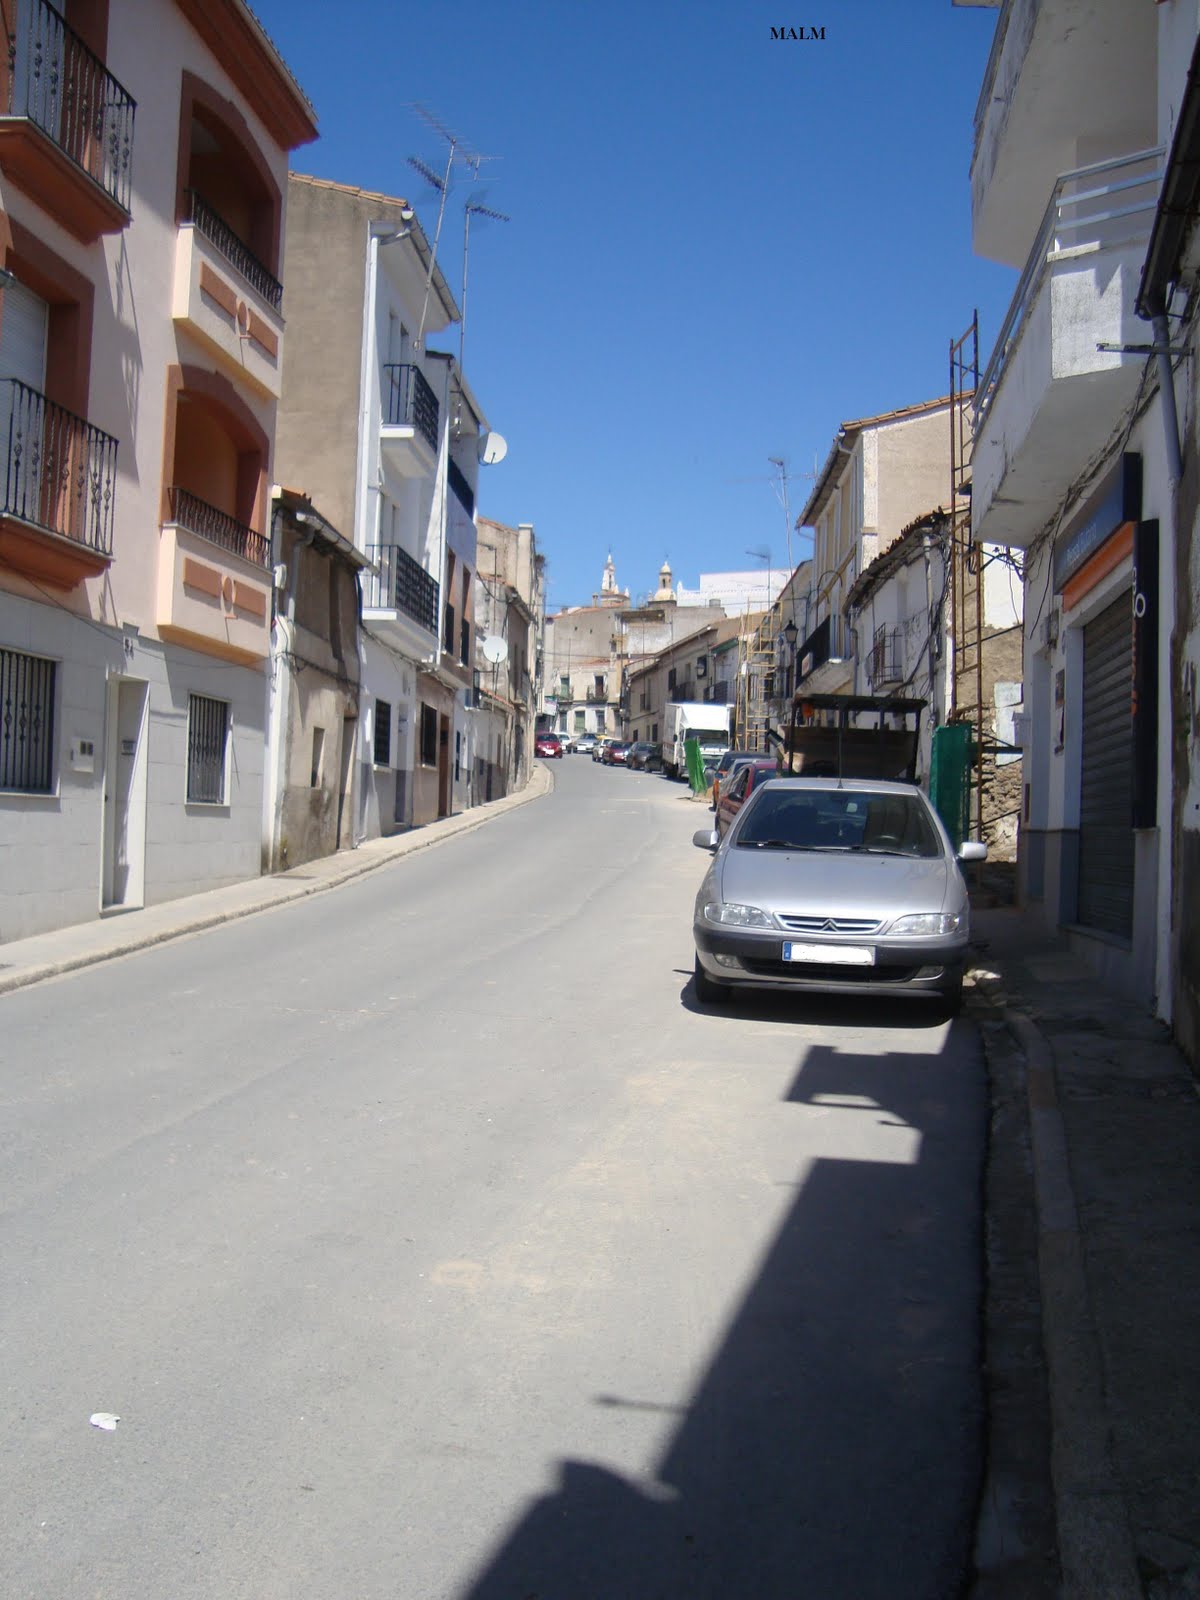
536,732,564,759
715,758,780,836
602,740,632,766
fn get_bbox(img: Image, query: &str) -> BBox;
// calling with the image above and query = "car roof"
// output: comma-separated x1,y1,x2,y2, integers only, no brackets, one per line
751,775,927,796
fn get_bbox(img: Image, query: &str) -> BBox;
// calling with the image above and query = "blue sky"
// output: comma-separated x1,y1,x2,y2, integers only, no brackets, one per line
253,0,1014,611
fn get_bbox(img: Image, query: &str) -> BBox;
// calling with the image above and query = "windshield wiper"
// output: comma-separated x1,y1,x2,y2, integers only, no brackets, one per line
858,846,914,858
741,840,851,852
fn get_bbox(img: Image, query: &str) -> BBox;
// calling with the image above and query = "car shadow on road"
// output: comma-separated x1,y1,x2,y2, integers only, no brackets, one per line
456,1019,987,1599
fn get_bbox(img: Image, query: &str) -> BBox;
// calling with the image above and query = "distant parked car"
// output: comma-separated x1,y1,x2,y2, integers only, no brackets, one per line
593,738,616,763
710,748,761,810
535,732,564,759
715,758,781,836
602,740,632,766
575,733,598,755
627,741,662,772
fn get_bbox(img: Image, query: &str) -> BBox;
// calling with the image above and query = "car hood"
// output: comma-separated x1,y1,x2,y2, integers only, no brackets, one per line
711,847,958,918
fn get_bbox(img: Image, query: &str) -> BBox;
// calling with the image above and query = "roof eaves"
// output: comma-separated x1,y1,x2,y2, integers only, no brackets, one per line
845,509,949,610
795,394,962,528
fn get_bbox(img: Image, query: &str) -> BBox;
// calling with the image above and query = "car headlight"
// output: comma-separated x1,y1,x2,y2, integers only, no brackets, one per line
887,912,964,937
703,902,776,929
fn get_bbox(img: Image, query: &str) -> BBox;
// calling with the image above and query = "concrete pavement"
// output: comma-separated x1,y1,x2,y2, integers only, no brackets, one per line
0,762,553,997
969,909,1200,1600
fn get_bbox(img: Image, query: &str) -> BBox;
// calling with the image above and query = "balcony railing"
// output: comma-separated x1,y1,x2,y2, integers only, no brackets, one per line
797,612,852,681
448,456,475,516
167,486,270,569
382,363,439,455
186,188,282,311
364,542,439,634
869,624,903,687
1,379,116,555
975,147,1164,433
6,0,135,213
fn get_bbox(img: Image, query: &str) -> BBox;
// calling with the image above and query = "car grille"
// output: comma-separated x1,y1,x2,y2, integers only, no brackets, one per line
777,915,884,935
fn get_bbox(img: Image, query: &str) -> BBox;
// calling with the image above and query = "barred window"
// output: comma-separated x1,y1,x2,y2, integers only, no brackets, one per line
374,699,392,766
0,646,56,793
420,703,438,766
187,693,229,803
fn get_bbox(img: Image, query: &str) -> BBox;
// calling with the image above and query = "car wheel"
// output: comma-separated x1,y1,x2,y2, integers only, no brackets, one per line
693,954,730,1006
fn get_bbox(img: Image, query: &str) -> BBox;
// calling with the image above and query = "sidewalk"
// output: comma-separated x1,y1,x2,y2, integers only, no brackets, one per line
969,906,1200,1600
0,763,553,998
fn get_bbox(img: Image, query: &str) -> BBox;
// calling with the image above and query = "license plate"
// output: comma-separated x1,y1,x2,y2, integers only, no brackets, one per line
783,942,874,967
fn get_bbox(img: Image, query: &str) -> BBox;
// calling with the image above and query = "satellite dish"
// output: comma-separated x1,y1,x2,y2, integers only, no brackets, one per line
478,431,508,466
481,635,508,664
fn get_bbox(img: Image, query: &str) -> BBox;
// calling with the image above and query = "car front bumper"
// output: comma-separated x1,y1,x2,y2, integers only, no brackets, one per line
694,922,967,995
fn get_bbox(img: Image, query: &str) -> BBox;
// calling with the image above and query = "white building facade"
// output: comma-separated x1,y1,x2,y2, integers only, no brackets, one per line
275,176,491,834
965,0,1181,1016
0,0,316,941
794,398,960,697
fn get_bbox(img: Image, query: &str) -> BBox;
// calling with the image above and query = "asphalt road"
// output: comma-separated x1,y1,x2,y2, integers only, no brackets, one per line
0,755,987,1599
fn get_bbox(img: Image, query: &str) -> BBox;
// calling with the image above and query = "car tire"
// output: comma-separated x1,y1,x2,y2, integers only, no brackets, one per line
693,954,730,1007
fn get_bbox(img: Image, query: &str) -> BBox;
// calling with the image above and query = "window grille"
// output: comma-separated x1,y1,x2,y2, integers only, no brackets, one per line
0,646,55,792
374,700,392,766
187,694,228,803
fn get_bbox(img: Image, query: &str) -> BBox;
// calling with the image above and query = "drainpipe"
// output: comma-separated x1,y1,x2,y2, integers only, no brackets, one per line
1151,307,1184,489
265,498,315,872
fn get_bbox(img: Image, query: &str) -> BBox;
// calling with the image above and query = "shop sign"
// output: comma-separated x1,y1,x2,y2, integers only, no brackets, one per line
1054,454,1142,590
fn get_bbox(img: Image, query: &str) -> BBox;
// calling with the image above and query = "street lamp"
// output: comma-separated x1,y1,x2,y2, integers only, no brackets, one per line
783,617,799,773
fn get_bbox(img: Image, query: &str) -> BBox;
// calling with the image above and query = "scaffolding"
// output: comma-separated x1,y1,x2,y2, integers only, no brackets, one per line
948,315,984,845
734,606,776,751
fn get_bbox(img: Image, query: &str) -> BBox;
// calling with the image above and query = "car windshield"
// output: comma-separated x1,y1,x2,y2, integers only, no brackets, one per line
734,787,943,858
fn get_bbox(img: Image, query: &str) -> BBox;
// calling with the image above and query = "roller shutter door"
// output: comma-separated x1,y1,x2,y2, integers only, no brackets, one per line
1076,592,1133,938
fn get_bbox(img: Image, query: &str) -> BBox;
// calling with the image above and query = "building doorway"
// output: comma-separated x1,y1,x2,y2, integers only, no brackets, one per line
101,677,149,911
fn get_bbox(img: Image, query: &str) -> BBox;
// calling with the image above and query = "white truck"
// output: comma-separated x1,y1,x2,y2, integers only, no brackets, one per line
661,701,733,780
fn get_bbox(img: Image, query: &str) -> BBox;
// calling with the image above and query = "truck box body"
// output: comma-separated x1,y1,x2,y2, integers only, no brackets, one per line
663,702,733,779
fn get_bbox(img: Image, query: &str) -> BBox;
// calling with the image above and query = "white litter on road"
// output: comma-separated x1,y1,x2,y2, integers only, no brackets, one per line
89,1413,120,1431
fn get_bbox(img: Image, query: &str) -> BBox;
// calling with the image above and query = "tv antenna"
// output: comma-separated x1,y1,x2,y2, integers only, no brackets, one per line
405,104,498,352
460,197,510,370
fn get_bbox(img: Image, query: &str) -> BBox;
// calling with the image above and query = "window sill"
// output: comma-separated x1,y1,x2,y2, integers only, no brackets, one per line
184,801,231,813
0,788,60,804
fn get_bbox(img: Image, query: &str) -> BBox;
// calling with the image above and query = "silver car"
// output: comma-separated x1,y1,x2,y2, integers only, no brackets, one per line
692,776,986,1013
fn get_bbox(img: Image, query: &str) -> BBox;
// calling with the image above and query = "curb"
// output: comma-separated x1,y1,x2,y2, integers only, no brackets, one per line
0,764,554,998
969,964,1142,1600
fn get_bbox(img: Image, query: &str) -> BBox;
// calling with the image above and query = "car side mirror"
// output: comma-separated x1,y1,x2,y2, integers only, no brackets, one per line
692,829,719,851
957,839,988,862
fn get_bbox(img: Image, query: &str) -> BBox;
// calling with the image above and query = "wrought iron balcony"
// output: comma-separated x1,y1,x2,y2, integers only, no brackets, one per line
5,0,135,214
382,363,439,455
0,378,117,555
797,613,852,682
364,542,439,634
869,624,903,688
186,188,282,311
167,486,270,569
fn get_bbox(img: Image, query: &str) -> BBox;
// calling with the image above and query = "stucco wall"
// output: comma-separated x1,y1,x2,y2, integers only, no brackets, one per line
274,178,371,538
